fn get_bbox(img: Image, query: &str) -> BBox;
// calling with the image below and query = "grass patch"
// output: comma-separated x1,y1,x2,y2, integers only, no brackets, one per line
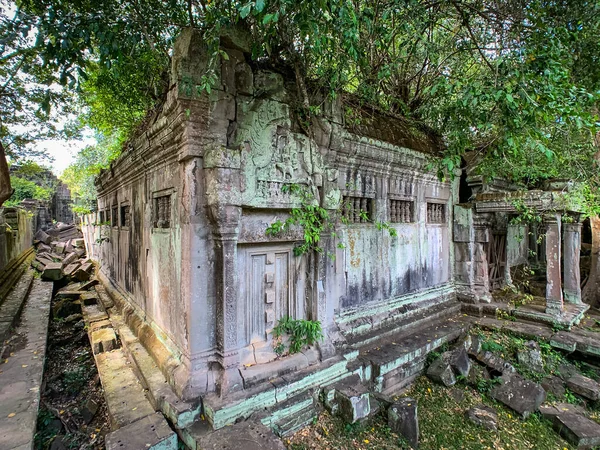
287,377,574,450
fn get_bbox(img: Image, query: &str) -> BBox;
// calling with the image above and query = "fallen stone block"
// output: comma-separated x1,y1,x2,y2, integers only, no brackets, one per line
63,262,81,278
31,260,46,272
539,402,586,419
541,375,566,398
55,290,82,299
73,238,85,248
388,398,418,449
42,262,63,281
82,399,99,424
334,375,371,423
517,340,544,373
475,351,516,377
75,248,86,258
62,252,78,267
427,359,456,387
36,243,52,254
91,327,118,354
466,404,498,431
34,229,52,244
54,242,66,254
73,263,94,282
81,292,99,306
490,375,546,418
550,413,600,449
447,347,471,378
567,374,600,401
79,279,99,291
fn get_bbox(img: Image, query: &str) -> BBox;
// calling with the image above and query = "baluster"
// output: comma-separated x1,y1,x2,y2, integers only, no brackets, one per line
360,198,368,222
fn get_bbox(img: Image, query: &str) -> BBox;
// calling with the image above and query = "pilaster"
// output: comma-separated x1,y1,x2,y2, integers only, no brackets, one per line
544,214,563,315
563,219,582,304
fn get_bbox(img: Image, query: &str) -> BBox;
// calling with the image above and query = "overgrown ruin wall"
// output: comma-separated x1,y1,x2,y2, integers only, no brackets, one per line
0,207,35,272
82,29,454,399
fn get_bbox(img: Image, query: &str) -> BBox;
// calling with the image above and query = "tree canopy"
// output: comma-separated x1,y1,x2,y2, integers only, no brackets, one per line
2,0,600,208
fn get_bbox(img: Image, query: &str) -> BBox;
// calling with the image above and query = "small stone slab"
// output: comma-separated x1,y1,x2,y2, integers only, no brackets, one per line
73,263,93,282
540,402,586,419
333,374,371,423
466,404,498,431
388,398,418,448
62,252,78,267
551,413,600,449
447,347,471,377
91,328,118,354
550,331,578,353
197,420,285,450
517,341,544,373
80,292,98,306
105,413,177,450
490,375,546,418
475,351,515,376
82,303,108,323
566,374,600,401
79,279,99,291
427,359,456,386
41,262,63,281
95,349,156,428
541,376,566,398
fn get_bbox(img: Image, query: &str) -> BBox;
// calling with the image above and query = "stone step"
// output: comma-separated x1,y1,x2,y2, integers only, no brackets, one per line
0,270,35,348
114,314,200,429
356,318,468,394
202,353,354,430
337,285,456,340
259,390,321,437
346,299,461,347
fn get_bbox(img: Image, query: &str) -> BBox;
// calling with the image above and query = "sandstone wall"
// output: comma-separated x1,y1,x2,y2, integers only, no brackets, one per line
83,28,454,398
0,207,35,272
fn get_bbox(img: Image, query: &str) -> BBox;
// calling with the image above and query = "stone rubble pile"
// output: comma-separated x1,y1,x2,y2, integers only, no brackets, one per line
426,335,600,449
31,223,93,282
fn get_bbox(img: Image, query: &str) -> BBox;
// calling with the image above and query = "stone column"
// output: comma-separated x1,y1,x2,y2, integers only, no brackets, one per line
472,213,492,302
563,220,582,304
544,214,563,315
204,145,244,394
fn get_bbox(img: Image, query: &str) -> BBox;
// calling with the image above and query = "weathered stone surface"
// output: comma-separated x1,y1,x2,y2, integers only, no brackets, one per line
63,262,81,277
81,399,99,424
105,413,177,450
41,262,63,281
490,375,546,418
388,398,418,449
62,251,78,266
196,420,285,450
91,327,118,354
466,404,498,431
447,347,471,378
73,263,93,281
475,351,515,377
541,375,566,398
79,279,99,291
539,402,586,419
566,374,600,401
517,340,544,373
427,359,456,386
80,292,98,306
35,229,52,244
550,413,600,449
334,375,371,423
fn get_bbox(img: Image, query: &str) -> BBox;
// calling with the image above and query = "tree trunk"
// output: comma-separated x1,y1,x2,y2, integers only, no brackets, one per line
0,141,13,207
583,216,600,308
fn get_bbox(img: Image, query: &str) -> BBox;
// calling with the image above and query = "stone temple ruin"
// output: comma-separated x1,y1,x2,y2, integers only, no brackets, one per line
77,29,591,445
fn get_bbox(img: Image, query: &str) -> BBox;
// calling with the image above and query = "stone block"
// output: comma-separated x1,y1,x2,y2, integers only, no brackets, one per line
196,419,284,450
35,229,52,244
566,374,600,401
79,279,99,291
54,242,66,254
388,398,418,449
466,404,498,431
42,262,63,281
80,292,99,306
63,262,81,278
91,328,118,354
62,252,78,266
541,375,566,398
426,359,456,386
105,413,177,450
36,243,52,254
447,347,471,378
550,413,600,449
75,248,86,258
334,375,371,423
517,340,544,373
490,375,546,418
73,238,85,248
73,263,93,282
475,351,515,377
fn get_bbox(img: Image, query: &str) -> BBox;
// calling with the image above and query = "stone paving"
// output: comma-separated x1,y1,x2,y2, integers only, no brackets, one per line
0,276,53,450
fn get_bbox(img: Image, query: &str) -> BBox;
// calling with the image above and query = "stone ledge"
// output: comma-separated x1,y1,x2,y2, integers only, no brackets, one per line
105,413,177,450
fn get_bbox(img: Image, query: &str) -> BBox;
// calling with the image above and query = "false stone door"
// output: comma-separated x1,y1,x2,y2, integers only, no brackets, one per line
238,244,305,347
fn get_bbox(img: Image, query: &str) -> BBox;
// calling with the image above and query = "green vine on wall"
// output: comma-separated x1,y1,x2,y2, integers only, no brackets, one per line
272,316,324,356
265,183,397,258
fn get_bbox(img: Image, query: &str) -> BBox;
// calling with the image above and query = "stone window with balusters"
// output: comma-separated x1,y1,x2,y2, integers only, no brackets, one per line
389,199,414,223
342,196,373,223
426,202,446,224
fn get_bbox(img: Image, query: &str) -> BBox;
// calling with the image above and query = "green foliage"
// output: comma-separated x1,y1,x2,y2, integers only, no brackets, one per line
272,316,323,356
4,175,53,206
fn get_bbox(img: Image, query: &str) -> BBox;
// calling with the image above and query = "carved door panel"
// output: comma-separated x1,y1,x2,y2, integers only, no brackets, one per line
488,233,507,290
240,246,302,346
